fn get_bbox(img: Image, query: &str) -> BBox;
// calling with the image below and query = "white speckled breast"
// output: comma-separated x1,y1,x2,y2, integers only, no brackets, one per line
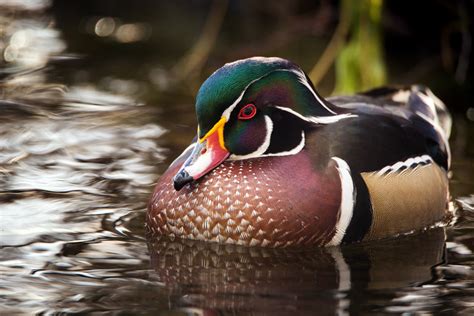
146,152,341,247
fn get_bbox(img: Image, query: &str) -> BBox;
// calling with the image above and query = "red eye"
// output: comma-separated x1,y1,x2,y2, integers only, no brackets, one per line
238,104,257,120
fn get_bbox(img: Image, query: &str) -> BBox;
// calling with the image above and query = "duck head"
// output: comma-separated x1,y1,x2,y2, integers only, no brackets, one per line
173,57,345,190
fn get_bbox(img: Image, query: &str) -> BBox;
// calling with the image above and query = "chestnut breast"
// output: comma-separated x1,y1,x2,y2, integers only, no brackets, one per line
146,152,342,247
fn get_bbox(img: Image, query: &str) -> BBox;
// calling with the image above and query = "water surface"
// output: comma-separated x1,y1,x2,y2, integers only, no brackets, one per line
1,2,473,315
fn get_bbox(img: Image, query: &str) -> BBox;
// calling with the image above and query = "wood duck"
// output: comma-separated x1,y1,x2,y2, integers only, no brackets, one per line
146,57,452,247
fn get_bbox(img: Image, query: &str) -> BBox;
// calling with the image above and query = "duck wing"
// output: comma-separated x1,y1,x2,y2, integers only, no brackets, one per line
309,86,451,243
325,85,451,171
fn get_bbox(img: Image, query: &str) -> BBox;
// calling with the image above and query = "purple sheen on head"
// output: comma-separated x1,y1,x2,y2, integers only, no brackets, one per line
224,116,267,155
195,57,301,138
243,70,323,117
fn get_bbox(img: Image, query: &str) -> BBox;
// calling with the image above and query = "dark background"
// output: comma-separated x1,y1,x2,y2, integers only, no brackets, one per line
48,0,473,112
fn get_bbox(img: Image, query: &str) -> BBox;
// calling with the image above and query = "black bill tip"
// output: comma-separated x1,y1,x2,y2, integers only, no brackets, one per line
173,169,194,191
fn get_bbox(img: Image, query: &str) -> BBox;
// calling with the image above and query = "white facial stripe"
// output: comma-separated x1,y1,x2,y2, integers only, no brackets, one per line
376,154,433,176
222,68,341,122
287,69,336,114
218,67,354,162
228,115,273,160
222,89,245,121
222,73,270,121
274,105,356,124
327,157,355,246
228,131,305,161
261,131,306,158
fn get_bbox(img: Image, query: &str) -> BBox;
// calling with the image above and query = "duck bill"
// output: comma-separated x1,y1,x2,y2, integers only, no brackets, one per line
173,118,229,191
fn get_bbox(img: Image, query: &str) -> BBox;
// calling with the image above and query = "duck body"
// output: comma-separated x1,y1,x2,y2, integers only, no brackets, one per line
146,57,451,247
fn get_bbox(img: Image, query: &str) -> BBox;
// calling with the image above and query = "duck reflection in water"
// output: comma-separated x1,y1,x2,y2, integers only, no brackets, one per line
147,227,446,315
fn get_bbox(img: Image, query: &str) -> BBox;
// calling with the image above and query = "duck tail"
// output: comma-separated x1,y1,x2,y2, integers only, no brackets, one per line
406,85,452,139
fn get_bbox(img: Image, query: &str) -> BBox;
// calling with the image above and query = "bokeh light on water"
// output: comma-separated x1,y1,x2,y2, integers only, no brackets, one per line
0,0,473,314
